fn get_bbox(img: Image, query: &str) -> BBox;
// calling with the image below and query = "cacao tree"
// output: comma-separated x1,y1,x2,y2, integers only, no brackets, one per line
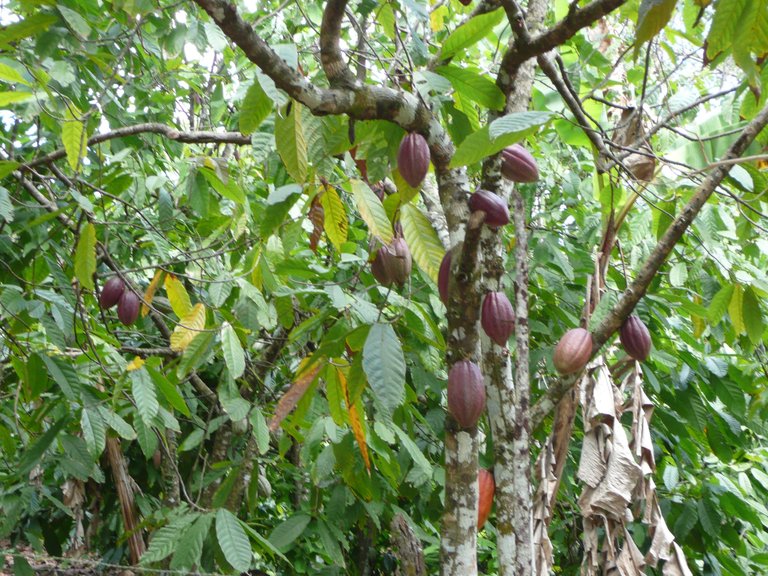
1,0,768,575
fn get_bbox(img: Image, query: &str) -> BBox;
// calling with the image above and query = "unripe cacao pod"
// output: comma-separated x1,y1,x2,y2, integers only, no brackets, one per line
397,132,430,188
477,468,495,529
468,189,510,229
383,237,412,286
438,251,451,304
117,290,140,326
553,328,592,375
447,359,486,428
481,291,515,346
99,276,125,309
501,144,539,183
619,315,651,361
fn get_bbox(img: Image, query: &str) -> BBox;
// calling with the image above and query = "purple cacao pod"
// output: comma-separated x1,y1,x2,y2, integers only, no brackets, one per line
117,290,140,326
447,359,486,428
553,328,592,375
481,291,515,346
501,144,539,183
619,315,651,361
397,133,430,188
383,237,412,286
99,276,125,309
468,189,510,229
459,0,472,4
438,251,451,304
371,247,393,285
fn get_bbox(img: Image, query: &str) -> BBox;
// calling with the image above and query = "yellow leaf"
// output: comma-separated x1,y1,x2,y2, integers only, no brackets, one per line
126,356,145,371
338,366,370,473
321,186,348,250
62,106,87,171
430,5,447,32
170,303,206,352
728,283,745,335
692,294,705,338
142,269,165,317
164,274,193,318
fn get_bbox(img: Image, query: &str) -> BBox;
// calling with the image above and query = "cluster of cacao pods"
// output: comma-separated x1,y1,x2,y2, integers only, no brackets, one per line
99,276,139,326
371,237,412,287
397,132,430,188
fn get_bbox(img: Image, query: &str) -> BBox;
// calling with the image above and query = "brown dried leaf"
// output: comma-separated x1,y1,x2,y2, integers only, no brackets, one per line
308,194,325,253
269,359,322,432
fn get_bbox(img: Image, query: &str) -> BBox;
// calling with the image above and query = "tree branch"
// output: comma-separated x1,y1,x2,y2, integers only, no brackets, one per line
20,123,250,171
499,0,627,83
320,0,357,88
530,98,768,428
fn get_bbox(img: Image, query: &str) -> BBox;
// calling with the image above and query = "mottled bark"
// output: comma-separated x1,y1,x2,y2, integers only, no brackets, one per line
105,438,145,564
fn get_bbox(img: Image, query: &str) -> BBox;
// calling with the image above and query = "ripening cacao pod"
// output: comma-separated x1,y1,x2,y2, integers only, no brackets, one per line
481,291,515,346
447,359,486,428
438,251,451,304
371,247,393,286
459,0,472,4
99,276,125,309
117,290,140,326
501,144,539,183
468,189,510,229
383,237,412,286
397,132,430,188
553,327,592,375
619,315,651,361
477,468,495,529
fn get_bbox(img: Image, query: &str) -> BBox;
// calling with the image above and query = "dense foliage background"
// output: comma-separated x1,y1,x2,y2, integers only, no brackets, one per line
0,0,767,574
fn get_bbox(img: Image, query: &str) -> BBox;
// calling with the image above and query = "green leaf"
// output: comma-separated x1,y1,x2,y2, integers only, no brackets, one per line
268,513,312,551
147,366,190,417
215,509,252,573
41,355,80,399
317,520,345,567
706,0,749,60
441,8,504,60
0,63,29,86
102,409,136,440
240,78,273,135
199,166,246,204
170,514,213,571
0,92,32,107
62,107,87,171
0,186,14,223
742,286,764,344
131,368,159,425
177,331,215,378
141,514,198,564
58,5,91,39
221,323,246,379
349,179,393,243
18,417,69,476
74,222,96,290
399,203,445,282
249,408,271,455
450,112,552,168
392,425,432,486
275,102,308,183
434,65,504,111
363,323,405,420
708,284,734,324
321,186,348,250
635,0,678,52
80,406,106,456
0,14,58,48
0,160,19,180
